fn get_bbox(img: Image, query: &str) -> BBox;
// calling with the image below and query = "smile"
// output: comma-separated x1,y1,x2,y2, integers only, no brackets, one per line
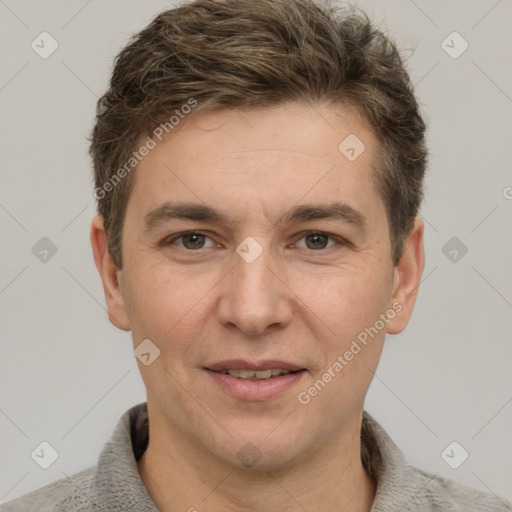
204,361,307,401
216,368,294,380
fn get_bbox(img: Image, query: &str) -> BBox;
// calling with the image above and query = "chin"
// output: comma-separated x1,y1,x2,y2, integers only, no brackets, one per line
227,444,305,473
216,426,314,473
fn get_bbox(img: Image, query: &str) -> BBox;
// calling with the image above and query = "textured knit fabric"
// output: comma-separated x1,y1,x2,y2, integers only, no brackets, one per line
3,402,511,511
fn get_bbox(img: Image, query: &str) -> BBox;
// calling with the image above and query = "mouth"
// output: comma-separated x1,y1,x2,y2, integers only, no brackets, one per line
209,368,303,380
204,360,307,401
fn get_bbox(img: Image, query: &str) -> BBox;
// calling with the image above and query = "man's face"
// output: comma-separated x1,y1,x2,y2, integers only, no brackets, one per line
96,102,421,470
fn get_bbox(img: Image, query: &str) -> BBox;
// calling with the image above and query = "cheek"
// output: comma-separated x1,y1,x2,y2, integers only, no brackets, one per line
124,269,210,394
296,263,392,396
123,261,216,350
304,260,393,337
302,273,388,411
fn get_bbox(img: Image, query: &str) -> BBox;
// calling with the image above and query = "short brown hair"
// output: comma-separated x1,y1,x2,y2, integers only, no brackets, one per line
90,0,427,268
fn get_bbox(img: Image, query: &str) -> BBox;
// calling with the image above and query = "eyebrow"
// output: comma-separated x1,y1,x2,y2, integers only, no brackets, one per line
143,201,367,232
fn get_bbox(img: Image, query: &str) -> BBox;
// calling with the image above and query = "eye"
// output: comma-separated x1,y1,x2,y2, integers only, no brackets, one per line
163,230,348,252
294,231,345,251
164,231,216,250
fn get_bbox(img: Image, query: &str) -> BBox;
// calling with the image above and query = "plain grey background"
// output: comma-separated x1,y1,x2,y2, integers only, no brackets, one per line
1,0,511,504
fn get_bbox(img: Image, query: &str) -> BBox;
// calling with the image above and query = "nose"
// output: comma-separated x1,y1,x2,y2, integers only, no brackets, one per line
217,238,293,337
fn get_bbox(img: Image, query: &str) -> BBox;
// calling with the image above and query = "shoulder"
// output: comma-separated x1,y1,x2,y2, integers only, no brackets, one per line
395,464,512,512
362,411,512,511
2,467,96,512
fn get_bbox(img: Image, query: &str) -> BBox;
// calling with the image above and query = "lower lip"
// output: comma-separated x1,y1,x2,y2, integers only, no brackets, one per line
205,369,306,401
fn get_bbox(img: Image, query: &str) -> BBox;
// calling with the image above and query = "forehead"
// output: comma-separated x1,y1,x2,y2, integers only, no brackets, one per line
155,103,376,169
127,102,384,230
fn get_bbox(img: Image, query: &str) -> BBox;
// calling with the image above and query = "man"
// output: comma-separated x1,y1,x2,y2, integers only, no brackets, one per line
4,0,511,510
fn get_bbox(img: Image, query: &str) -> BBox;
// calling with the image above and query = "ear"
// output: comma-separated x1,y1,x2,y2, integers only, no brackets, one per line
386,216,425,335
90,215,130,331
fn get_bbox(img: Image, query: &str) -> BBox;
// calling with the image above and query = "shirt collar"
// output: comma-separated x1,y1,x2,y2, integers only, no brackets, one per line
91,402,155,510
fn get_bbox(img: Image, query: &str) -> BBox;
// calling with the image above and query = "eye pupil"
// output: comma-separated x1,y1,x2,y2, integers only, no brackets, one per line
183,233,204,249
306,233,328,250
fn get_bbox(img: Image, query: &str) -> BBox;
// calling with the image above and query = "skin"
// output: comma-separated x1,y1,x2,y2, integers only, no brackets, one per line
91,101,424,512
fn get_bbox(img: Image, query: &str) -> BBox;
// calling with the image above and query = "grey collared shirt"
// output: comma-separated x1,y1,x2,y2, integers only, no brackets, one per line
3,402,511,511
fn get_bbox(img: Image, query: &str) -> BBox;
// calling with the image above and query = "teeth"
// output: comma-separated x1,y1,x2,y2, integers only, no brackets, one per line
240,369,258,379
225,369,292,380
255,370,273,379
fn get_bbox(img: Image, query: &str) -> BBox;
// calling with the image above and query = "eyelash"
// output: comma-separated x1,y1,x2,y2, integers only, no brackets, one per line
162,230,350,252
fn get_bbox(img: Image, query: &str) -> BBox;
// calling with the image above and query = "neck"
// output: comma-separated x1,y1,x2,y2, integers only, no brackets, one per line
137,412,376,512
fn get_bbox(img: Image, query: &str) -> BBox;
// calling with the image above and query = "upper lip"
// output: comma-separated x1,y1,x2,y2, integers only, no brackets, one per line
205,359,304,372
